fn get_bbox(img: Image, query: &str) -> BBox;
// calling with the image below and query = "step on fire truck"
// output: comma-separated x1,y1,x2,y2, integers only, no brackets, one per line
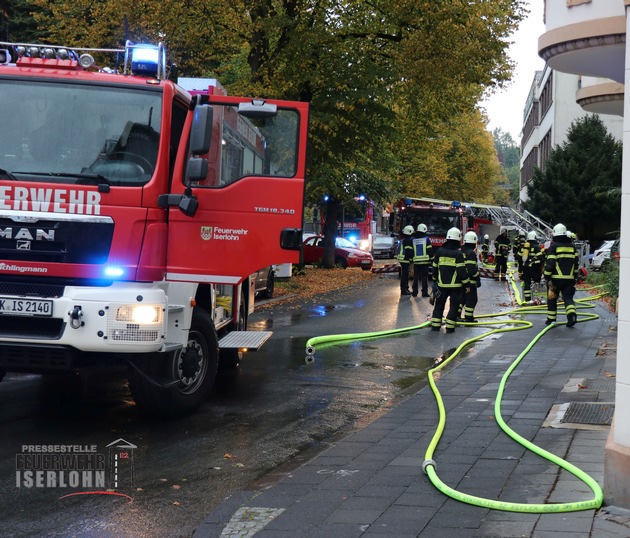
0,40,309,416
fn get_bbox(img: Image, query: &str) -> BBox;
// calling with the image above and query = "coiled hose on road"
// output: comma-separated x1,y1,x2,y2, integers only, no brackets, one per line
304,270,608,513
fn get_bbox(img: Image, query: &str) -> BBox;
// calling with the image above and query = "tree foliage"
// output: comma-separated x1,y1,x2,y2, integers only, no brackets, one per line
7,0,526,265
492,128,520,204
524,115,622,243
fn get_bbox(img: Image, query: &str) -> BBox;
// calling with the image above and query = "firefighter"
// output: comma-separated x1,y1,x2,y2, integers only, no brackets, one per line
513,230,526,277
480,234,490,263
493,229,511,281
521,231,543,303
543,223,579,327
430,227,469,333
412,223,434,297
397,225,415,296
459,231,481,322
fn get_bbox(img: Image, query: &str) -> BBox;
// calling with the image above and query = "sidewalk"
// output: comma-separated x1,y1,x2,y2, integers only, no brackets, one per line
194,289,630,538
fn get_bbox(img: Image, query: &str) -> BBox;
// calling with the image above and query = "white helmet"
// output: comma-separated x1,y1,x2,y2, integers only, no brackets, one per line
527,231,537,240
402,225,414,236
553,223,567,236
483,234,489,240
519,230,525,237
464,231,477,244
417,223,427,233
446,227,462,241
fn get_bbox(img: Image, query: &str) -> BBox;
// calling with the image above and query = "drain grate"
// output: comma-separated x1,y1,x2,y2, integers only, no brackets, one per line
583,378,616,392
560,402,615,425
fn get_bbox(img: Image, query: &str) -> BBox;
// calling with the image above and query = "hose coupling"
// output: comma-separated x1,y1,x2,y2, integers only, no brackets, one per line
422,459,436,474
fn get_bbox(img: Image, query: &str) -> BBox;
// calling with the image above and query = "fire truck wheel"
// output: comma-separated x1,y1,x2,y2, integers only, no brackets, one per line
258,270,275,299
128,308,219,417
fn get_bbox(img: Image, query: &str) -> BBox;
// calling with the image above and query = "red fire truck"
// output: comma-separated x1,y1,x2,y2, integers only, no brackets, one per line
390,197,497,246
0,40,309,416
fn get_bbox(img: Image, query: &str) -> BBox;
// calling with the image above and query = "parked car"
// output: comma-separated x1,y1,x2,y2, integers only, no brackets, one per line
372,235,396,259
590,240,616,270
253,266,275,298
302,235,374,270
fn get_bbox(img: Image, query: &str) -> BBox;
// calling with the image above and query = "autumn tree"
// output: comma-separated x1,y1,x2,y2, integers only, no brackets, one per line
525,115,622,243
25,0,526,265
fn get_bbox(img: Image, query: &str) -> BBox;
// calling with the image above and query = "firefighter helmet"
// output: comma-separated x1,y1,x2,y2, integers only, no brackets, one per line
464,231,477,244
519,230,525,236
417,223,427,233
553,223,567,236
402,225,414,236
484,234,489,240
446,227,462,241
527,231,537,240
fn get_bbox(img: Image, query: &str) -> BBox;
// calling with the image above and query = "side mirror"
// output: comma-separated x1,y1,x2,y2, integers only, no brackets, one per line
190,105,213,155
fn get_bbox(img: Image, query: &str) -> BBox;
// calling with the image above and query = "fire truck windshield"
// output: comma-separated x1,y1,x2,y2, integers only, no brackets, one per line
0,79,162,185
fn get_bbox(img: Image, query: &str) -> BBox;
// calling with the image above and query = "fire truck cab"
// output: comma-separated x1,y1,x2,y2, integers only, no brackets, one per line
0,40,309,416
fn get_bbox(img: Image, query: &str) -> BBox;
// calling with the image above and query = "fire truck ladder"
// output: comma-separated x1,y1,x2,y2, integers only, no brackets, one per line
477,205,553,239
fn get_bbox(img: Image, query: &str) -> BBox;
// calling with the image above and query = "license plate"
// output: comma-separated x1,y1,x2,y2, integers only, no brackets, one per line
0,297,53,317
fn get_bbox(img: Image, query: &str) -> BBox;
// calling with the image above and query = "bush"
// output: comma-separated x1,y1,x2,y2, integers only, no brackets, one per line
586,262,619,310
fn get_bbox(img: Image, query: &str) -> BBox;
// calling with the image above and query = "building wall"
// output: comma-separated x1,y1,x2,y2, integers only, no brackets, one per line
519,67,623,202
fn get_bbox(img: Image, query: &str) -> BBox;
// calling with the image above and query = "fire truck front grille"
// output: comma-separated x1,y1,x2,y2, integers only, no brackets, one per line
0,316,64,339
0,281,65,298
0,344,73,371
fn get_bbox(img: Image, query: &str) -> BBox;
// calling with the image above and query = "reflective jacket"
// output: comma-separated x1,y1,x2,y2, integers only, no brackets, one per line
461,243,480,286
522,239,543,271
432,240,469,288
412,234,434,264
544,237,578,281
494,234,510,258
397,236,414,264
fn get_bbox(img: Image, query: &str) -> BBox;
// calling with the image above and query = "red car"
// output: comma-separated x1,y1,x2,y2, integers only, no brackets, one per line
302,235,374,270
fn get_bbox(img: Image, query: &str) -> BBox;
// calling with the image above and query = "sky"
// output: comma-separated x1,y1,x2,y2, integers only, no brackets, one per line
480,1,546,142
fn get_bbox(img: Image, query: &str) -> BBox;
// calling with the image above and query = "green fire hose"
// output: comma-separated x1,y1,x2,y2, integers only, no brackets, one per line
304,272,607,513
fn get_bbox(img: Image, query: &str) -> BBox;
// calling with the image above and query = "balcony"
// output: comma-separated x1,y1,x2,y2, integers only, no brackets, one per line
538,0,626,84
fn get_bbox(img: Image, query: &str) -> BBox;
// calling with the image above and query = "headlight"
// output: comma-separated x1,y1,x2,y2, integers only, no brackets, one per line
115,304,162,324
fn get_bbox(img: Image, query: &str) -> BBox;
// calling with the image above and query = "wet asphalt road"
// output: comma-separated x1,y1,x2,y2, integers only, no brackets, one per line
0,272,511,537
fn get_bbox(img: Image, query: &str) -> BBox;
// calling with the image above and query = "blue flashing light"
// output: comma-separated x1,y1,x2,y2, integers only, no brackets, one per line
348,234,359,244
104,266,125,278
323,195,330,202
358,195,366,201
452,200,461,208
131,44,160,77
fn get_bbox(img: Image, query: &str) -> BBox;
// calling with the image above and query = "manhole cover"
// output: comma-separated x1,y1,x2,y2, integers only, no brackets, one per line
560,402,614,425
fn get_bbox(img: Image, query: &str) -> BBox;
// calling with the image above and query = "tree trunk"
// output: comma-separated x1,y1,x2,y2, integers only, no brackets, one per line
322,200,339,268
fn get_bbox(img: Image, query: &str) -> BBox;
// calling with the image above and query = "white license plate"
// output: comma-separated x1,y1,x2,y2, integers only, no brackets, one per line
0,297,53,317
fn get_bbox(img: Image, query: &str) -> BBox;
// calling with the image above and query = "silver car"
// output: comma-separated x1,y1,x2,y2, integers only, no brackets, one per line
372,235,396,259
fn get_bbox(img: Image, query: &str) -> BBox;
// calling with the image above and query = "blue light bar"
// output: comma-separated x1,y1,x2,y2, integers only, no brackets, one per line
130,45,160,77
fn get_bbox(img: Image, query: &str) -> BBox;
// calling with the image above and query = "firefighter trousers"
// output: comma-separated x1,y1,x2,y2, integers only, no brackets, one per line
458,287,478,320
493,255,508,279
412,263,430,296
431,287,463,331
546,279,577,323
522,267,541,302
399,262,411,294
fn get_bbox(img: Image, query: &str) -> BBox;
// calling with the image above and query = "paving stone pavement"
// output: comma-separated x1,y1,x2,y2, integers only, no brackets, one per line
195,288,630,538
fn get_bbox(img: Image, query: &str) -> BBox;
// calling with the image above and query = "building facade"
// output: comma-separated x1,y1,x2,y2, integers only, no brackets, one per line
520,68,623,202
536,0,630,508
